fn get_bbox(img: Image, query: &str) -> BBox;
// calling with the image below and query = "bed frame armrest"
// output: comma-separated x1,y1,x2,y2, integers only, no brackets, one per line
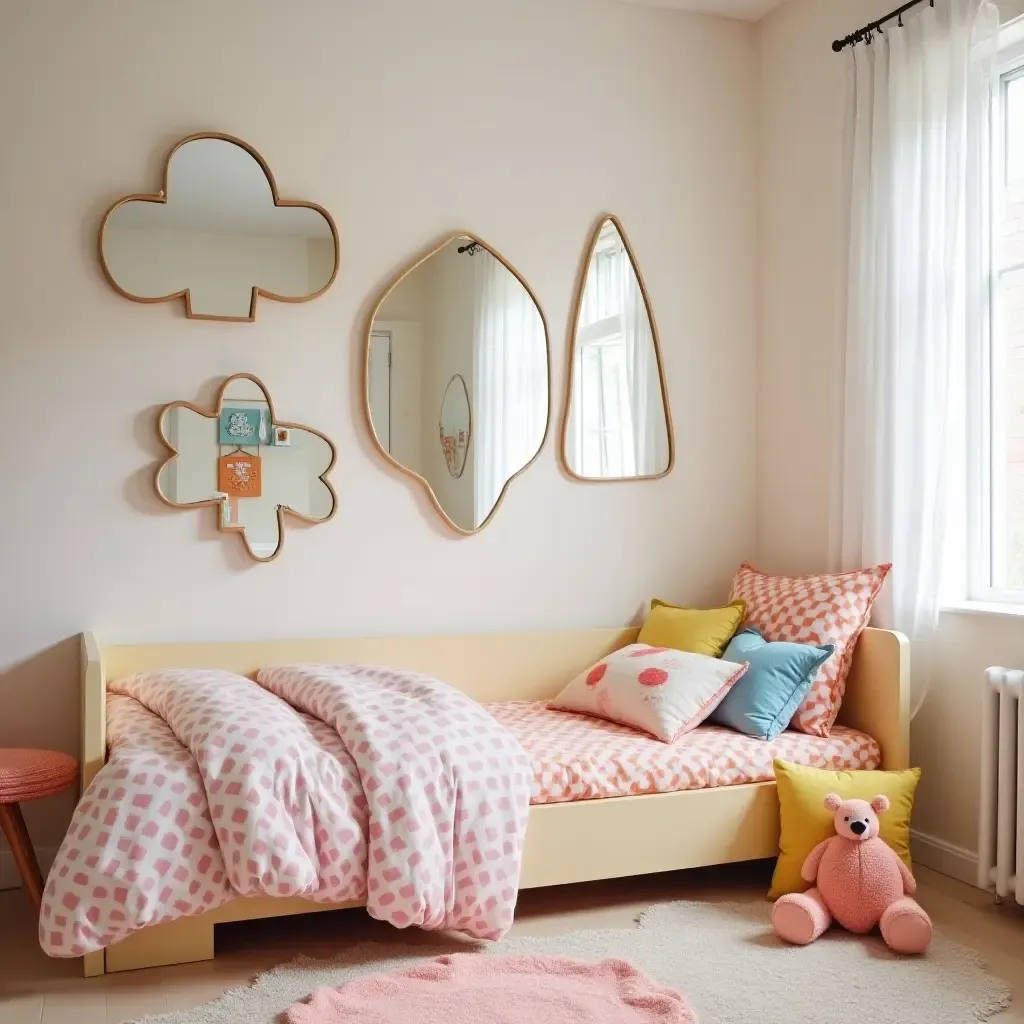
835,627,910,771
80,632,106,794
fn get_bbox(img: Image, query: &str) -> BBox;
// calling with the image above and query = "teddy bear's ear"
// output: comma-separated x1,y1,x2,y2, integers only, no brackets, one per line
824,793,842,812
871,795,890,813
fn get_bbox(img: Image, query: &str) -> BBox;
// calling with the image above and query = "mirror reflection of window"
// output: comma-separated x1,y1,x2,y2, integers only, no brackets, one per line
367,237,548,533
564,218,671,480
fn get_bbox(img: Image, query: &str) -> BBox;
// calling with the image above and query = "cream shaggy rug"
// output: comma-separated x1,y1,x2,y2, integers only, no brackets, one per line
130,901,1011,1024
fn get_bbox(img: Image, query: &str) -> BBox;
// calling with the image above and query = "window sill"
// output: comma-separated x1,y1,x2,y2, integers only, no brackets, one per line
941,600,1024,619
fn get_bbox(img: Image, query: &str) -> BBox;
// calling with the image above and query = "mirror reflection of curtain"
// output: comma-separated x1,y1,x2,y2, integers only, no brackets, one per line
473,251,547,521
569,230,667,477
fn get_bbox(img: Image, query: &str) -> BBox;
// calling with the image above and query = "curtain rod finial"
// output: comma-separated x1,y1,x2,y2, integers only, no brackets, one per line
832,39,845,52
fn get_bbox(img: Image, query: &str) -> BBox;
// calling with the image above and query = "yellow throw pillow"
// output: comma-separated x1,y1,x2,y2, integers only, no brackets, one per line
638,599,746,659
771,759,921,899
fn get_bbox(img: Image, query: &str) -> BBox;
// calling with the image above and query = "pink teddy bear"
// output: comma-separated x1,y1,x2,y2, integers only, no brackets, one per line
771,794,932,954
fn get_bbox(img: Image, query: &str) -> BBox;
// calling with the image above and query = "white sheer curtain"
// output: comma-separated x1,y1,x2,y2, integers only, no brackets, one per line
473,251,548,522
831,0,998,643
625,269,667,476
567,233,667,477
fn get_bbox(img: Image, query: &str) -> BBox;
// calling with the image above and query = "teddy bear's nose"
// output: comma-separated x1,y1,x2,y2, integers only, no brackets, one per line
850,820,867,836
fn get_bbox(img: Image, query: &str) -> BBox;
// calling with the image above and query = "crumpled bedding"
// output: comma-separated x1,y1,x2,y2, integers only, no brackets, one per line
40,664,531,957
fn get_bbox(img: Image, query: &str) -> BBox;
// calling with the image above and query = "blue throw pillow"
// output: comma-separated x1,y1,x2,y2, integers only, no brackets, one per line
710,627,835,740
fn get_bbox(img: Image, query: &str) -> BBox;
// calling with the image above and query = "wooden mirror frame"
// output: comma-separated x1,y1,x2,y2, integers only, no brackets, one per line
99,132,340,323
363,231,551,536
155,373,338,562
560,214,675,482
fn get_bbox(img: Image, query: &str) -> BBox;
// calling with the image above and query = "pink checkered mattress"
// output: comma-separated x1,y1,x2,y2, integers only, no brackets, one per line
487,701,881,804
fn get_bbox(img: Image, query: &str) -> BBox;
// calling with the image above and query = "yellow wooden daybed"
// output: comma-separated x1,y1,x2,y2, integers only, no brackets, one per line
77,625,908,975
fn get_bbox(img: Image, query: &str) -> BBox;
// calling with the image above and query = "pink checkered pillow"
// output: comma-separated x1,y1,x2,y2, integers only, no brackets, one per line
549,644,748,742
729,562,891,737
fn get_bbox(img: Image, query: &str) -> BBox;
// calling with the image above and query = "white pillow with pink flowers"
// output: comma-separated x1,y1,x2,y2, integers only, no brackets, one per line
548,644,749,743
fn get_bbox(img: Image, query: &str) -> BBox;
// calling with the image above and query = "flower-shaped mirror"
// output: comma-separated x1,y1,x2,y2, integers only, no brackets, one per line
156,374,336,561
100,133,339,321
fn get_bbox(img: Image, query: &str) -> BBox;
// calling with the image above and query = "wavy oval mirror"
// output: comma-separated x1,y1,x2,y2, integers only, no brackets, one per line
562,216,673,481
101,133,339,321
366,234,549,534
156,374,337,561
439,374,471,479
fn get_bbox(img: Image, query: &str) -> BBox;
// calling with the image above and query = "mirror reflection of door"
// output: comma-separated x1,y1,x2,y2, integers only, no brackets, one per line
370,320,425,474
369,330,392,453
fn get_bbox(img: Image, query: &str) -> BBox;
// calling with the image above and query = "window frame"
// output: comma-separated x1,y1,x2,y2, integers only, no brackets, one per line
968,50,1024,604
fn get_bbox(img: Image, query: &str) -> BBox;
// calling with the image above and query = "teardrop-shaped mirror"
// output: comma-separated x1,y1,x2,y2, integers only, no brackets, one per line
439,374,471,479
562,216,673,481
366,233,549,534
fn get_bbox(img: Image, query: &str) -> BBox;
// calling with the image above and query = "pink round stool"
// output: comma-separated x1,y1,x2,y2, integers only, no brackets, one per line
0,749,77,908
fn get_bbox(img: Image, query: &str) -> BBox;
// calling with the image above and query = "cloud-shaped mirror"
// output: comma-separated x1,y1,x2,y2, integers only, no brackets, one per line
100,133,339,321
156,374,337,561
366,234,549,534
562,216,673,481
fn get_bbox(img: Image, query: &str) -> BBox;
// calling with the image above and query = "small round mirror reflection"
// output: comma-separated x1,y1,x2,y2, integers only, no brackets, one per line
439,374,471,479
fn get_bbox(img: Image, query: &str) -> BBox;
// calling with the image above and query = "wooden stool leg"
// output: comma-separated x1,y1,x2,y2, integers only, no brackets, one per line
0,802,44,909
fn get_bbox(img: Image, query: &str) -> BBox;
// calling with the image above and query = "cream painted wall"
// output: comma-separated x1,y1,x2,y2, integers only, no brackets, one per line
757,0,1024,866
0,0,757,848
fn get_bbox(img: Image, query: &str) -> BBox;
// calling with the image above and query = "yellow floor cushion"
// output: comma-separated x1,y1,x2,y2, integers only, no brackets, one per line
771,758,921,899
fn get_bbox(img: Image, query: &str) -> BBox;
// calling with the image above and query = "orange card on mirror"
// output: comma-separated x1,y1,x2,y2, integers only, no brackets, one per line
218,452,262,498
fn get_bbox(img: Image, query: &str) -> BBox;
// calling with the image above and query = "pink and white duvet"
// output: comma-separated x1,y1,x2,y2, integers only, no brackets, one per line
40,665,532,957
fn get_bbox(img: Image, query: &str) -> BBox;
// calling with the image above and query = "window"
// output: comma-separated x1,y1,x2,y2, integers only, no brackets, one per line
974,56,1024,600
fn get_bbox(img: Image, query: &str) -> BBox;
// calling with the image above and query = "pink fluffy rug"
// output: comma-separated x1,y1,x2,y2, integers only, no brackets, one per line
284,953,696,1023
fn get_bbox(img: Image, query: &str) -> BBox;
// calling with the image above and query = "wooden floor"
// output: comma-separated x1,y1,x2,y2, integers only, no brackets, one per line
2,864,1023,1023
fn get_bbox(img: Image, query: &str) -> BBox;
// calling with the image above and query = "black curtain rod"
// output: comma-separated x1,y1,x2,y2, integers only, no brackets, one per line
832,0,934,52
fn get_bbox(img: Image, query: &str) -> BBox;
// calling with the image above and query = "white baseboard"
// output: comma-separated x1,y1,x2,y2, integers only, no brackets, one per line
912,829,979,887
0,845,58,891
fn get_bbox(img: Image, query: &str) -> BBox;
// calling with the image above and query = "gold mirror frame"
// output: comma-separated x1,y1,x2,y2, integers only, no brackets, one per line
560,214,675,482
99,132,340,323
363,231,551,536
155,373,338,562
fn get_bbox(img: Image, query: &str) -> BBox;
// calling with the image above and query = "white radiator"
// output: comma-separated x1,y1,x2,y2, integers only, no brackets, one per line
978,667,1024,904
